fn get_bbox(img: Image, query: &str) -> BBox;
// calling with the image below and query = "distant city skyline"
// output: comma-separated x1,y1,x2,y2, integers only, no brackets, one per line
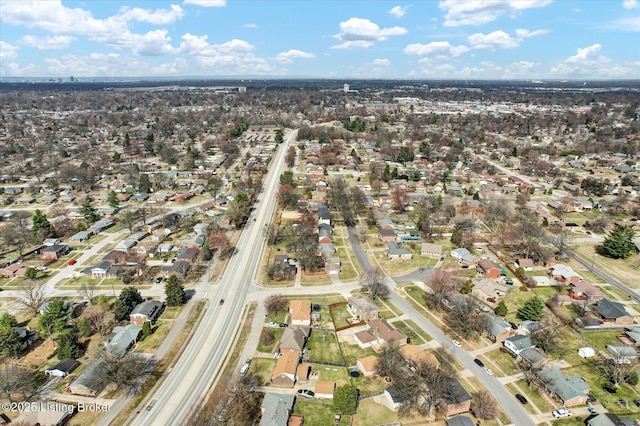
0,0,638,80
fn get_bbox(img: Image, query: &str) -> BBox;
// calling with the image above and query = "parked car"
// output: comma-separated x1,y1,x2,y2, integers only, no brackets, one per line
483,367,494,376
296,389,315,398
274,352,282,359
486,297,496,303
552,409,571,418
67,259,77,266
474,358,484,367
279,323,288,328
515,393,528,404
267,321,278,327
219,299,224,305
452,340,461,348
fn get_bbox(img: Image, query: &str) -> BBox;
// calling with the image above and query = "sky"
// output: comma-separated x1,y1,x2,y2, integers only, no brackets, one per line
0,0,639,80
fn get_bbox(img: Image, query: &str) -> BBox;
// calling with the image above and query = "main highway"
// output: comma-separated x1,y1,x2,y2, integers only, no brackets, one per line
130,130,295,425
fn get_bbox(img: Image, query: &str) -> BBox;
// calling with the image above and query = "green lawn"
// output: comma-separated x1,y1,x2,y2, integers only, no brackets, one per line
392,321,425,346
353,398,399,426
374,298,401,319
350,374,390,395
405,320,431,342
403,285,429,309
330,305,354,329
482,348,519,377
340,342,377,366
257,327,284,353
506,380,553,413
249,358,277,385
136,320,172,353
315,365,350,384
265,309,288,324
581,330,623,352
293,399,350,426
306,331,344,364
317,306,334,329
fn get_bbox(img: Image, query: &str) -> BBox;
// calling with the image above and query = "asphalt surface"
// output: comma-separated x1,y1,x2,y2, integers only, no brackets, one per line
129,131,294,426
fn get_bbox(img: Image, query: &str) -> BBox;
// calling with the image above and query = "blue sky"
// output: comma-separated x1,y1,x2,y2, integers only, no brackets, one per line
0,0,638,80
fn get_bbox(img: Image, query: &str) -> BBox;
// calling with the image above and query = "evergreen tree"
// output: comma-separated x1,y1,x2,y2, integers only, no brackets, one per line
81,198,99,223
0,313,18,329
114,287,143,321
56,331,82,360
165,276,186,307
601,224,636,259
142,321,152,337
516,297,544,321
24,267,38,279
495,300,508,316
0,327,23,357
108,190,120,209
450,227,463,247
31,209,52,237
333,384,359,415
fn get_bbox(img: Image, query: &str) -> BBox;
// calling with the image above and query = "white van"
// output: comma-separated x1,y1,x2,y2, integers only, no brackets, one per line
240,364,249,376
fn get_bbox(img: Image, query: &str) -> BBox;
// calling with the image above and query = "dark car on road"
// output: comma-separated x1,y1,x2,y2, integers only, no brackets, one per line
515,393,528,404
474,358,484,367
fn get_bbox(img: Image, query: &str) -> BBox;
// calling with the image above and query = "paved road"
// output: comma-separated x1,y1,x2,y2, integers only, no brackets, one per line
130,130,295,426
346,226,534,426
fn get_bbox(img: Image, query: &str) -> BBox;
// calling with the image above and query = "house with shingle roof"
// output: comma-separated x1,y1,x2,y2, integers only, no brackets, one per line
354,318,407,351
277,326,310,352
593,299,634,324
258,393,295,426
271,349,300,388
289,300,311,326
568,281,604,302
483,315,512,342
503,335,535,355
443,377,472,417
357,355,379,377
549,264,581,283
386,242,412,260
400,345,440,368
347,295,379,321
537,366,590,406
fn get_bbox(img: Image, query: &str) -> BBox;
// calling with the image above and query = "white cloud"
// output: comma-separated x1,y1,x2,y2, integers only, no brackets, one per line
372,58,391,66
404,41,469,58
602,16,640,31
274,49,315,63
0,41,19,60
389,5,410,18
503,60,536,77
118,4,184,25
21,35,74,49
550,43,633,78
243,23,258,29
439,0,553,27
566,43,602,63
130,30,174,56
332,17,407,48
515,28,549,38
183,0,227,7
623,0,638,9
468,30,518,49
150,58,189,74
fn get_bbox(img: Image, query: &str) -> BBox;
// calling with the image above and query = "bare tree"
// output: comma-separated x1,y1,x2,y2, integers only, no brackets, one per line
595,358,637,388
397,360,453,418
530,317,564,354
446,298,489,340
360,267,389,300
516,359,541,389
0,359,35,403
471,390,499,420
425,270,457,312
85,306,112,337
376,343,403,378
264,294,288,316
79,282,98,305
1,211,33,259
12,282,48,317
93,353,156,396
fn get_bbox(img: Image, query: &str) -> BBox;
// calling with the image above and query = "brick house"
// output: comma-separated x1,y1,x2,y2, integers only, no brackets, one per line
289,300,311,326
568,281,604,302
476,258,502,279
129,300,165,326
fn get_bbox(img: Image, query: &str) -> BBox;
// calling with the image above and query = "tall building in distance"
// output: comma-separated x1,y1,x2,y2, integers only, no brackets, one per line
343,83,358,94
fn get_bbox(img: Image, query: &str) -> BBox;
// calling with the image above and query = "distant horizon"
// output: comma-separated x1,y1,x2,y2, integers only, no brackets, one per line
1,1,638,80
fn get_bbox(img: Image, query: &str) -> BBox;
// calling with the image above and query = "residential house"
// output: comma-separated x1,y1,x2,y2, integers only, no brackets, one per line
549,264,581,284
318,228,333,244
43,238,62,246
476,258,502,279
515,258,534,270
67,362,104,396
278,326,311,352
384,386,408,410
41,244,70,260
129,300,165,326
484,315,512,342
593,299,634,324
421,243,443,258
386,242,412,260
619,327,640,347
271,349,301,388
587,413,637,426
400,345,440,368
14,326,40,351
45,359,79,377
289,300,311,326
472,278,510,301
519,347,549,369
378,229,397,243
106,324,142,358
129,231,149,241
88,218,114,234
69,231,91,242
0,263,27,278
357,355,379,377
115,240,137,252
258,393,295,426
177,247,200,264
537,366,590,406
450,248,477,266
347,295,379,321
606,345,640,363
396,230,421,243
443,377,472,417
568,281,604,302
91,260,115,278
314,381,335,399
354,318,407,350
12,401,75,426
503,335,535,355
316,203,331,226
379,218,397,230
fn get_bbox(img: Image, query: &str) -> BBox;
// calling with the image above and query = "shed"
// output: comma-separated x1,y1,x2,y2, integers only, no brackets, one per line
578,347,596,358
